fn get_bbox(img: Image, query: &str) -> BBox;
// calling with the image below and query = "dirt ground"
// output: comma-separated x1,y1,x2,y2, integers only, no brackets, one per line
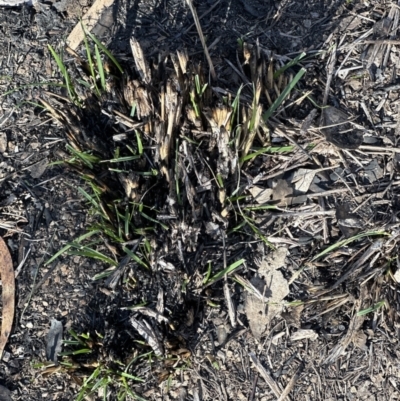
1,0,400,400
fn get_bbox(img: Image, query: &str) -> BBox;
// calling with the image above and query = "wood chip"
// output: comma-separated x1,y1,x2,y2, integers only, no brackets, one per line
130,37,151,85
66,0,115,50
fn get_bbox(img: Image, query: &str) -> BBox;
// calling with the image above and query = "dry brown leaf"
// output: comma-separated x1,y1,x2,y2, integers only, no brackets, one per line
245,248,289,339
248,186,273,204
291,168,316,193
0,237,15,360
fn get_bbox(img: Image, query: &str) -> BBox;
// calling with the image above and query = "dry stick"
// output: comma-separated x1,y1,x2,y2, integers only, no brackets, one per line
20,232,57,322
221,229,236,328
359,144,400,153
337,28,373,52
321,44,336,108
318,197,329,244
182,0,221,35
352,182,392,214
359,39,400,45
383,5,398,69
225,58,250,85
273,125,316,164
249,352,284,399
277,363,304,401
185,0,216,80
248,374,259,401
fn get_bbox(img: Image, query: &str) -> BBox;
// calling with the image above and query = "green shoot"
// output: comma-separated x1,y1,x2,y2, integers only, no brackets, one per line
66,145,100,168
122,246,150,270
195,74,207,96
135,130,143,155
203,261,212,284
263,67,306,122
240,145,295,163
273,52,306,79
44,230,100,266
82,24,100,97
357,300,385,316
230,84,243,128
83,25,124,74
95,44,106,90
67,243,118,266
47,44,79,104
204,258,245,286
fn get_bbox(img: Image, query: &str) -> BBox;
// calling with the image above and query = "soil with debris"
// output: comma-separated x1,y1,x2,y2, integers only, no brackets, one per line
1,0,400,400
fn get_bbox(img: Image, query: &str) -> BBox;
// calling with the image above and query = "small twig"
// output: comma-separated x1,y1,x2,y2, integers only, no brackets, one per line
277,363,304,401
359,145,400,153
318,197,329,244
225,58,250,85
182,0,221,35
321,44,336,108
222,229,236,328
14,246,31,279
248,373,259,401
273,125,316,164
249,352,283,399
328,240,384,291
358,39,400,45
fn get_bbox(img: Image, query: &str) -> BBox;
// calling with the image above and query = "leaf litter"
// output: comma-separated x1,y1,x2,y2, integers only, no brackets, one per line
244,247,289,339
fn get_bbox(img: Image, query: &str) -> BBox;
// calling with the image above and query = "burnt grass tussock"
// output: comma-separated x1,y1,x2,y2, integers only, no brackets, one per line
5,2,400,397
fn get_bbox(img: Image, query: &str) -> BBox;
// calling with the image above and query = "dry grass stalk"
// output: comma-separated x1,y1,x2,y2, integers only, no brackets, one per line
185,0,216,80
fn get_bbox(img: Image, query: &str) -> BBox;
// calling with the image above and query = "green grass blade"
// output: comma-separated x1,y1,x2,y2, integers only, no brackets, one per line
240,145,295,163
1,82,66,98
122,246,149,270
231,84,243,127
99,155,141,163
203,261,212,284
84,28,124,74
68,243,118,266
47,44,76,102
311,231,389,261
66,144,100,168
78,187,100,209
82,24,100,96
357,300,385,316
95,43,106,90
246,219,274,249
44,244,72,266
118,371,145,382
205,258,245,286
263,67,306,122
140,212,168,230
135,130,143,155
273,52,306,79
44,230,100,266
